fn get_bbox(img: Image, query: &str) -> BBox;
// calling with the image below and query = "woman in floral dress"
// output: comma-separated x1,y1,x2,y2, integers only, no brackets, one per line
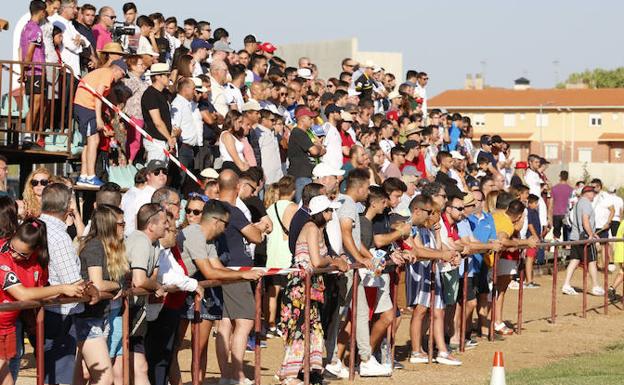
277,196,348,385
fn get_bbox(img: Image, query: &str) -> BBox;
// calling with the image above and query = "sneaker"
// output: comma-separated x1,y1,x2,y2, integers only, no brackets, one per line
409,351,429,364
76,176,89,186
436,352,462,366
465,338,479,349
325,360,349,379
508,280,520,290
609,286,618,301
77,176,104,187
393,360,404,370
359,356,392,377
525,282,540,289
233,378,253,385
562,285,578,295
591,286,606,296
266,326,279,339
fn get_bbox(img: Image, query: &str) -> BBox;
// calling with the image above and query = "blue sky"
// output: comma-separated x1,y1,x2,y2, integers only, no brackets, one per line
2,0,623,95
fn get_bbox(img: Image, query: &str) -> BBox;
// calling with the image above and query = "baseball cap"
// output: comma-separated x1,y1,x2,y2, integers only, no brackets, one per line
362,60,375,68
242,99,261,112
297,68,313,80
340,110,354,122
347,88,361,97
515,161,528,169
259,42,277,53
581,186,597,194
111,59,128,74
310,125,326,137
213,41,233,53
450,151,465,160
191,77,208,93
480,135,492,145
312,162,345,178
200,168,219,180
325,104,343,115
146,159,167,173
295,107,317,119
309,195,341,215
191,39,212,52
401,174,419,185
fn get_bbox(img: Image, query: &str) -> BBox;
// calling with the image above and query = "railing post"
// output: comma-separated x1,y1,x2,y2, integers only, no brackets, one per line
192,293,201,385
348,270,358,381
122,295,131,385
254,279,263,385
389,267,400,367
551,246,558,323
36,306,44,385
459,259,468,352
303,272,311,385
517,257,524,335
604,241,610,315
489,252,499,341
428,263,435,364
582,243,589,318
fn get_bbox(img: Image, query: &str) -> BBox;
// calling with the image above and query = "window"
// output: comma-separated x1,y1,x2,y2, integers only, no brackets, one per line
578,148,592,163
519,113,526,121
589,114,602,127
544,144,558,160
510,147,522,161
473,114,486,127
503,113,516,127
536,113,549,127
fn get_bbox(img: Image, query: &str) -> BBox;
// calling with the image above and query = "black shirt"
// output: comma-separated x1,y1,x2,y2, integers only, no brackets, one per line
155,36,170,64
354,73,374,101
287,127,315,178
288,207,337,259
73,21,96,74
477,150,497,168
215,201,253,267
243,197,267,266
435,170,464,198
198,99,218,144
141,86,172,141
78,238,111,318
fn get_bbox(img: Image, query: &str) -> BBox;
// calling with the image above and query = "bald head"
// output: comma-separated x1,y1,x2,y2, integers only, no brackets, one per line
218,169,239,192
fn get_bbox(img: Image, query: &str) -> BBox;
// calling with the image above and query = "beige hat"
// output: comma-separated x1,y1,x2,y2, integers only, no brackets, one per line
463,192,477,206
388,90,401,100
200,168,219,179
147,63,171,75
98,42,125,55
191,77,208,93
405,123,423,137
340,110,354,122
242,99,261,112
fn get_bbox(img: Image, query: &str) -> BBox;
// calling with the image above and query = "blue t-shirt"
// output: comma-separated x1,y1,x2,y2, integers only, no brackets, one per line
468,212,498,271
457,219,476,276
526,207,541,238
448,123,461,152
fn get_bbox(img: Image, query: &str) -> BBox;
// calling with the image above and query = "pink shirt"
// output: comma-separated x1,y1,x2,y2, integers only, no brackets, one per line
20,20,45,75
92,23,112,51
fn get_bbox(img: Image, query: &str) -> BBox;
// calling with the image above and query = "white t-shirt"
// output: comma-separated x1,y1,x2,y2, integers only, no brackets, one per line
593,191,614,229
322,123,343,170
611,193,623,222
121,185,156,237
50,14,90,76
379,138,395,157
224,83,244,112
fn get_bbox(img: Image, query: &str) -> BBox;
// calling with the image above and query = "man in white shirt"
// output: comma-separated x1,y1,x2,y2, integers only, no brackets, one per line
415,72,428,120
50,0,90,77
591,179,615,268
525,154,548,230
121,160,168,236
171,78,203,188
256,110,284,184
609,187,623,237
209,59,229,117
225,64,245,112
322,104,344,170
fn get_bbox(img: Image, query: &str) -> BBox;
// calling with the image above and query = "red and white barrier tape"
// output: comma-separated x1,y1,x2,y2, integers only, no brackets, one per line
77,80,202,187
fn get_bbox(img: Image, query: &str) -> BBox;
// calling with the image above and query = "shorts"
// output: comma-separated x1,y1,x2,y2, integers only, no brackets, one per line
477,265,490,295
23,73,46,95
497,259,518,276
457,274,477,302
181,288,222,321
44,312,77,385
526,248,538,258
265,274,288,287
570,243,597,262
442,269,460,306
0,333,17,359
370,273,393,315
611,221,621,238
73,104,98,139
596,228,610,239
107,307,123,358
221,281,255,320
130,336,145,354
75,316,110,341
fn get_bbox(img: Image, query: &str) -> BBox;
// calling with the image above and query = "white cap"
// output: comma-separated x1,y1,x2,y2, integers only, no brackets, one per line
347,88,361,97
312,162,345,178
372,65,383,73
200,168,219,179
242,99,261,112
191,77,208,93
297,68,313,80
309,195,341,215
363,59,375,68
388,90,401,100
450,151,465,160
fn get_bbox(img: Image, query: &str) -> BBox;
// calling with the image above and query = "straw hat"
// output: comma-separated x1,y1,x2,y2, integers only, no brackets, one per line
98,42,125,55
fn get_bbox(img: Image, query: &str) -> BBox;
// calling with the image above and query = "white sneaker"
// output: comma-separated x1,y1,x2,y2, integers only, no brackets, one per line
436,352,462,366
562,285,578,295
325,360,349,379
359,356,392,377
508,280,520,290
591,286,606,296
234,378,254,385
409,351,429,364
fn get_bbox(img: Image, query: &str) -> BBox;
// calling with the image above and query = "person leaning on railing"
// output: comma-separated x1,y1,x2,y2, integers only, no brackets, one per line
0,218,86,385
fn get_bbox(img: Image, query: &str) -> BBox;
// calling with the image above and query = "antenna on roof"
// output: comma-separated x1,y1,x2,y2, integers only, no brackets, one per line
553,59,560,86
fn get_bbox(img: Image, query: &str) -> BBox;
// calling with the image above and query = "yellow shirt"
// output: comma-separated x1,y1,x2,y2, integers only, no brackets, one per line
614,221,624,263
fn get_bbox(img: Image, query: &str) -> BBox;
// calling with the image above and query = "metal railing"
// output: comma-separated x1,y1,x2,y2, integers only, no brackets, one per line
1,238,623,385
0,60,76,154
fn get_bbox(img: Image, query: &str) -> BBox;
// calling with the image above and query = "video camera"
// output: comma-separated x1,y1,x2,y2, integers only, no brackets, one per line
112,22,135,42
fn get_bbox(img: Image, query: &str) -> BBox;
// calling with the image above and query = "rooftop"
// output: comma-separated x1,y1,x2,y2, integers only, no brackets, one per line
429,88,624,109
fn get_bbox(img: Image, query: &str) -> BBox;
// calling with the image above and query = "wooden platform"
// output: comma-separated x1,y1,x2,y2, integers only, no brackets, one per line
0,145,75,164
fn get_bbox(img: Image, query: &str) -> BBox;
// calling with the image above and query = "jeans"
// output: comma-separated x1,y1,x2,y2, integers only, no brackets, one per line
9,320,24,381
145,307,181,385
294,177,312,204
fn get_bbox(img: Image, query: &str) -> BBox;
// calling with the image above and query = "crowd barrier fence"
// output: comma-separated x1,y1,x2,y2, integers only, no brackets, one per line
1,238,623,385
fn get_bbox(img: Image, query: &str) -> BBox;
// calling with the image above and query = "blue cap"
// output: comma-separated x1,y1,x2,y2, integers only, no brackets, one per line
111,59,128,74
325,104,342,115
310,124,326,137
191,39,212,52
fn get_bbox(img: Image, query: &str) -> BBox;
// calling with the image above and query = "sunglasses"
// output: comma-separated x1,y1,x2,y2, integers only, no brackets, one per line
31,179,49,187
185,208,202,216
451,206,465,211
244,182,258,191
213,217,229,227
418,207,433,215
152,168,168,176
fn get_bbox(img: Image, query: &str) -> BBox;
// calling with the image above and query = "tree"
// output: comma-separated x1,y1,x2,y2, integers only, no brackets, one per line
557,67,624,88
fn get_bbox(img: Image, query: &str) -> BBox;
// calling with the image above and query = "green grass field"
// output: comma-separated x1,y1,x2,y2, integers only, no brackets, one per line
505,342,624,385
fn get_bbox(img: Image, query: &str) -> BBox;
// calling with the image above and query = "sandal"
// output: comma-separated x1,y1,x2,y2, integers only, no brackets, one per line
494,323,514,336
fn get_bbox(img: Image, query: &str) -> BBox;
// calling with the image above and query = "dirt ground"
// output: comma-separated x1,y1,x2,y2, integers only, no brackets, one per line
15,267,624,385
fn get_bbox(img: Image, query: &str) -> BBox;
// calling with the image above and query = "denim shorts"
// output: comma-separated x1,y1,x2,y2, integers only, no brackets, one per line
107,307,123,357
75,316,109,341
181,287,223,321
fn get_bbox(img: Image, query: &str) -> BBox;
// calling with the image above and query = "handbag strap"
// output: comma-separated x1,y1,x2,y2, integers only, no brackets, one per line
274,203,289,236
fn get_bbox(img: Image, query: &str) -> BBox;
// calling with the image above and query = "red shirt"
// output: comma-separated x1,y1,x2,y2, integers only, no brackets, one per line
441,213,460,242
339,130,355,164
0,240,47,335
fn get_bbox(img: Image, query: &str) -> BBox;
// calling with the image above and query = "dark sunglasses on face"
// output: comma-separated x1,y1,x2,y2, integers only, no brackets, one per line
452,206,465,211
185,208,202,216
152,168,168,176
213,217,229,227
31,179,49,187
419,207,432,215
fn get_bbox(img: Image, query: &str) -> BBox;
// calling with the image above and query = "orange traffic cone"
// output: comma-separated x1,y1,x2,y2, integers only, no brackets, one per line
490,351,506,385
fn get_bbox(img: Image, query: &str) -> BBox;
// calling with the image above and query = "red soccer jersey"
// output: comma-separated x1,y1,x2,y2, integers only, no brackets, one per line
0,240,47,335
